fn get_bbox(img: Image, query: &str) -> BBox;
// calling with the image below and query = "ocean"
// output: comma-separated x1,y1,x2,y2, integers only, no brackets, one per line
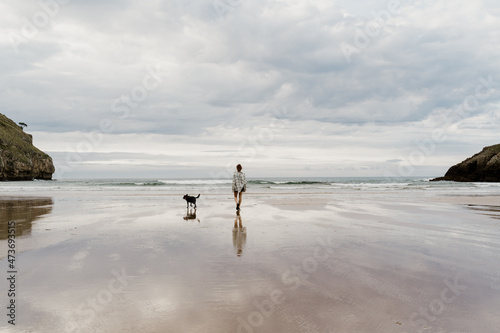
2,177,500,196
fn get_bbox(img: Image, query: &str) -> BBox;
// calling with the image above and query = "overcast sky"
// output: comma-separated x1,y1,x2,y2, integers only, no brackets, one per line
1,0,499,179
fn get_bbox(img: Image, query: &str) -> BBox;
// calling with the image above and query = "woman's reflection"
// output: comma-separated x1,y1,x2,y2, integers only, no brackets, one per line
232,211,246,257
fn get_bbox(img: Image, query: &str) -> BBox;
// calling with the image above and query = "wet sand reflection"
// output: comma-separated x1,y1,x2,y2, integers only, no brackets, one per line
0,197,53,240
183,207,200,222
232,211,246,256
466,204,500,220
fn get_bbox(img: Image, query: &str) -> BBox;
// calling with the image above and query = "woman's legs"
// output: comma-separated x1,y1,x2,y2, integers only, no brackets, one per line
234,191,243,210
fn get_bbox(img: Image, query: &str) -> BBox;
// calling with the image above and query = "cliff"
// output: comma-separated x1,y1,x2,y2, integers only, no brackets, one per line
431,144,500,182
0,113,55,181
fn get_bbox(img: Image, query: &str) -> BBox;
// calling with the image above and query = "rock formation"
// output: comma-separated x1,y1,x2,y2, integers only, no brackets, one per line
0,113,55,181
431,144,500,182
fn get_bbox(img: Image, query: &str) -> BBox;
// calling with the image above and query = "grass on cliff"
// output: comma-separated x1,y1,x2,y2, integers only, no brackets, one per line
0,113,49,164
485,144,500,154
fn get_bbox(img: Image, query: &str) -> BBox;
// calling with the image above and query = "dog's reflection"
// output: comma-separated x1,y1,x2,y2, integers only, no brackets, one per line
183,208,200,222
232,211,246,257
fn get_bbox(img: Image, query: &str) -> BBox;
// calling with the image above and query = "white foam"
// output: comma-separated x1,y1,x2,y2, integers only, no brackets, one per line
158,179,231,185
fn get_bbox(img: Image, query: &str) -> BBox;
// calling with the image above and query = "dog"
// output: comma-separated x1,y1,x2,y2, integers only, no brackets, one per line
183,194,200,208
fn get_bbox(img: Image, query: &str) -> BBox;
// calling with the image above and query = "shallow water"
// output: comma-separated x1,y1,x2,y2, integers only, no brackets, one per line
1,190,500,332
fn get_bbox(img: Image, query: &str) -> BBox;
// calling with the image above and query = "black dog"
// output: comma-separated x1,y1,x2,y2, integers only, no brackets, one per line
183,194,200,208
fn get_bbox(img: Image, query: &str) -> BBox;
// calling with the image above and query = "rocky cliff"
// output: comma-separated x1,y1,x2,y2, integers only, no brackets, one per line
0,113,55,181
431,144,500,182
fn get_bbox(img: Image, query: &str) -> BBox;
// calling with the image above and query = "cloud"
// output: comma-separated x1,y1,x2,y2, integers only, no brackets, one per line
1,0,500,177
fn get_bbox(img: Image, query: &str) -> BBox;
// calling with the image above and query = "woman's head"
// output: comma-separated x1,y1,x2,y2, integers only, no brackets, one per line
236,164,242,172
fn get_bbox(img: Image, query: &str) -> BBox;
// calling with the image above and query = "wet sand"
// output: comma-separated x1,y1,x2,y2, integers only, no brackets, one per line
1,192,500,333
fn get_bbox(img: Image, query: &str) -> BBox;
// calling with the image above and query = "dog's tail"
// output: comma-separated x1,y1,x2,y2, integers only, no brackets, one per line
196,194,200,198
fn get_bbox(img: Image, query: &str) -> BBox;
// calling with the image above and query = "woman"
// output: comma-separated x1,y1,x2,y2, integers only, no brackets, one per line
232,164,247,211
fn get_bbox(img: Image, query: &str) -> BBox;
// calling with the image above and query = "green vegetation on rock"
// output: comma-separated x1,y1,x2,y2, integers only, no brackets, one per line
0,113,55,181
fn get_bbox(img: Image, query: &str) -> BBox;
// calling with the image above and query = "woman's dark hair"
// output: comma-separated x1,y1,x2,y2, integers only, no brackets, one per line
236,164,242,172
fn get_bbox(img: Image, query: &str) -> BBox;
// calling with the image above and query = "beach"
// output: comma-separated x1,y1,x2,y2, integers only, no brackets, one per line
1,178,500,333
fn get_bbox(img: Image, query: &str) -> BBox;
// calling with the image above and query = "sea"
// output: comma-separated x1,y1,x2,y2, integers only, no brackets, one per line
2,177,500,197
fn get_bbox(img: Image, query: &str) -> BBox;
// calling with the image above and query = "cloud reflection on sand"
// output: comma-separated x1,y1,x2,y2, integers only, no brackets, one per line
1,192,500,332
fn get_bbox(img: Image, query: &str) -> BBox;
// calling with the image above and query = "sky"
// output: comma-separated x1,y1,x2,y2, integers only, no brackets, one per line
1,0,499,179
